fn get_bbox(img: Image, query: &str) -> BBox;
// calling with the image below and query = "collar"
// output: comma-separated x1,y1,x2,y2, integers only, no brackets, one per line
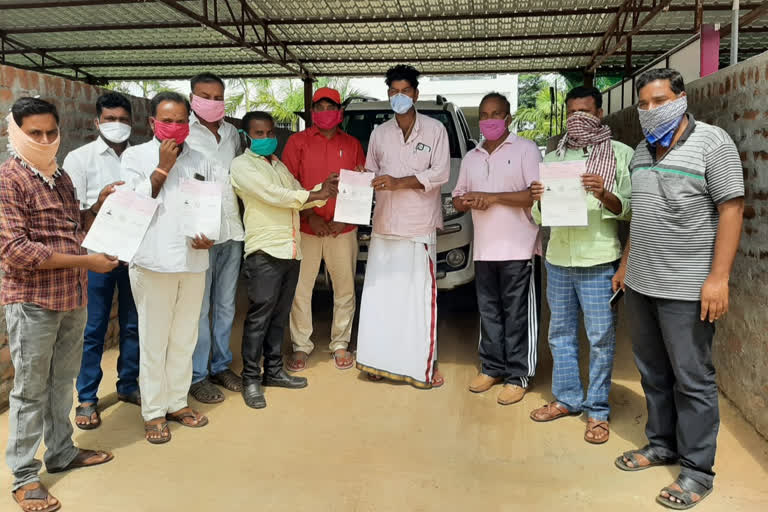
391,111,421,140
475,132,517,155
150,136,190,157
308,125,342,138
93,135,129,156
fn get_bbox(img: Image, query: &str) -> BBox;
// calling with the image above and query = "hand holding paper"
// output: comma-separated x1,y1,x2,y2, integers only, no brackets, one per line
333,169,375,225
538,160,589,227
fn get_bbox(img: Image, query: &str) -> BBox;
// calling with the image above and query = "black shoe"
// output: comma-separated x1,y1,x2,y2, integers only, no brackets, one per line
210,368,243,392
263,369,308,389
242,381,266,409
189,379,225,404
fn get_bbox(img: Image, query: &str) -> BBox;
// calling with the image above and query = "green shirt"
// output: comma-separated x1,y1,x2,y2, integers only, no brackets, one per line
532,140,633,267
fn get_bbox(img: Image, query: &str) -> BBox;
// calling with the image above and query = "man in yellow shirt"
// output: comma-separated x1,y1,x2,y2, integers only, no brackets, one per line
230,111,338,409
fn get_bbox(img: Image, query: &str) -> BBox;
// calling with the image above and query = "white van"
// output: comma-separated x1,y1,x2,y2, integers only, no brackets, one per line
338,97,477,291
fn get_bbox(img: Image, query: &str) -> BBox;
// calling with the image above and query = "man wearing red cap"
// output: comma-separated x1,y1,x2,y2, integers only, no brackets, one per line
282,87,365,372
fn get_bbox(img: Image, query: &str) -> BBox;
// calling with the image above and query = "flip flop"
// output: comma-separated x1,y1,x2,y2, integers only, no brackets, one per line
74,403,100,431
287,351,309,372
144,419,171,445
12,483,61,512
332,351,354,370
47,448,114,473
166,408,208,428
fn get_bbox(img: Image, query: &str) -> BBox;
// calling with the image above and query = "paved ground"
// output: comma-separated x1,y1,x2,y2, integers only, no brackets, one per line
1,289,767,511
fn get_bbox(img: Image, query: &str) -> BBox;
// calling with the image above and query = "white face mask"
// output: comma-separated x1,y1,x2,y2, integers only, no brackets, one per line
98,121,132,143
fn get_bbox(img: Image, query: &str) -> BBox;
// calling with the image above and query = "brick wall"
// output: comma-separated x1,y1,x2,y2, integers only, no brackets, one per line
602,52,768,438
0,64,151,411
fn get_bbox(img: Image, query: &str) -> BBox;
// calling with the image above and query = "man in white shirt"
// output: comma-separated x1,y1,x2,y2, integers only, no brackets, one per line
121,92,213,444
185,73,246,404
63,92,141,431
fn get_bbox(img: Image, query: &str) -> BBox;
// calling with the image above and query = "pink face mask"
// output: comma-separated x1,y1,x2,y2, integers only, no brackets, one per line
191,95,226,123
312,110,343,130
153,119,190,145
479,118,509,141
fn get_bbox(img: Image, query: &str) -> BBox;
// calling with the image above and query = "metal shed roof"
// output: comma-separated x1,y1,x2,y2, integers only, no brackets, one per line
0,0,766,84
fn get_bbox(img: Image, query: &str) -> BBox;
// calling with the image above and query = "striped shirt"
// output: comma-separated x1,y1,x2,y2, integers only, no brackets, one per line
625,114,744,301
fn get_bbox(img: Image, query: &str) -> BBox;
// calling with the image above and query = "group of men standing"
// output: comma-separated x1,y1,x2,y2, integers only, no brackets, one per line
0,63,744,512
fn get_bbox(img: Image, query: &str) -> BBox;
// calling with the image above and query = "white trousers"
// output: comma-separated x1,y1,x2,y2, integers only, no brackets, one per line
129,265,206,421
290,229,358,354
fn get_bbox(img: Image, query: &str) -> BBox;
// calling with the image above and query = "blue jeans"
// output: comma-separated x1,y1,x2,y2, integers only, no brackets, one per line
192,240,243,384
76,266,139,404
545,261,617,420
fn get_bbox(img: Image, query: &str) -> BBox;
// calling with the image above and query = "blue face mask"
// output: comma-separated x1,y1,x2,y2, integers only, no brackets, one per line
390,93,414,115
241,130,278,156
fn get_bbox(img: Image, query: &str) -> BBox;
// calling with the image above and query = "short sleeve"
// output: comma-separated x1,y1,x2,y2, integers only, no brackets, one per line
705,131,745,205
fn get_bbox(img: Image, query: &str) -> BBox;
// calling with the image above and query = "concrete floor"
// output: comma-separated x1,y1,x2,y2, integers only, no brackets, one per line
1,290,767,512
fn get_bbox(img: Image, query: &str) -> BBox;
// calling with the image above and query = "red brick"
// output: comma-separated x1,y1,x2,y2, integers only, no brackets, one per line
0,346,10,364
743,206,756,219
725,76,731,93
1,365,14,381
743,110,759,120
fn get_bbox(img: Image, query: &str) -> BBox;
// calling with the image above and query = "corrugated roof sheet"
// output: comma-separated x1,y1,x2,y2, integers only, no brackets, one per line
0,0,764,82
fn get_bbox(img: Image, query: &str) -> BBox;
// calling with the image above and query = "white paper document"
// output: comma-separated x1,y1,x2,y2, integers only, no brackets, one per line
178,178,223,240
82,188,158,263
333,169,375,225
539,160,588,227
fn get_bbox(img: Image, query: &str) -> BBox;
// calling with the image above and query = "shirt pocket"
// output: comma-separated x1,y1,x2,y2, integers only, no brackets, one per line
657,171,707,212
407,146,433,174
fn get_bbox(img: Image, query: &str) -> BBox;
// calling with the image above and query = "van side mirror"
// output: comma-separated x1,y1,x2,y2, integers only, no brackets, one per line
466,139,477,151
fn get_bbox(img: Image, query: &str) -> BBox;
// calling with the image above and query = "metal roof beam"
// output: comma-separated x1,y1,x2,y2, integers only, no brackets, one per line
588,0,674,73
0,29,105,84
719,1,768,38
44,50,663,69
151,0,308,78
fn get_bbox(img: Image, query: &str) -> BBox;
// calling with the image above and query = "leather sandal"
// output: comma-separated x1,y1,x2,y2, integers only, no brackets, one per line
657,475,713,510
12,483,60,512
144,419,171,444
47,448,114,473
166,408,208,428
530,401,580,422
584,418,610,444
615,445,678,471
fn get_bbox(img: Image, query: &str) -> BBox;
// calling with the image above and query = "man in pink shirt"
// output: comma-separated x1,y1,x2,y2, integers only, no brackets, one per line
453,92,542,406
356,65,450,389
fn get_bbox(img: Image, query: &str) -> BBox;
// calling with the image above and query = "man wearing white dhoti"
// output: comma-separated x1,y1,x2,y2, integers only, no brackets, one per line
356,65,450,389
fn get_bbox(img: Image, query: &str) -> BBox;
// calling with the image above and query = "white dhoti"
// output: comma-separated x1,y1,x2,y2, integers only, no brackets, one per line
356,232,437,388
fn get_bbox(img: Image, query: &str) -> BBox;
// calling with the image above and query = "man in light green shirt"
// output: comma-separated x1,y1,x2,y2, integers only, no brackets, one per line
528,87,633,445
230,111,337,410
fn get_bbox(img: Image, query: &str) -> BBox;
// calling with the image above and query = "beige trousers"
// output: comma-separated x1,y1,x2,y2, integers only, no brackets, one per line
290,229,358,354
129,265,206,421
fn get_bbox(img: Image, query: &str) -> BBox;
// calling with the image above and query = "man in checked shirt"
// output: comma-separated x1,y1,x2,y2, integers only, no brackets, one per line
0,98,118,512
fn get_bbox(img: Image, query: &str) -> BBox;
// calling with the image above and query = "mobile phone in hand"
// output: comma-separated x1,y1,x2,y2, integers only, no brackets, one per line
609,288,624,310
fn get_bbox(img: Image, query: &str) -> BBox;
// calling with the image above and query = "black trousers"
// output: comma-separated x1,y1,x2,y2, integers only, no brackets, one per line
241,251,300,382
475,257,541,387
625,286,718,488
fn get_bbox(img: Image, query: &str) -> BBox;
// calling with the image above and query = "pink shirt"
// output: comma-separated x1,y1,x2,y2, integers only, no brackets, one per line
453,133,542,261
367,113,451,237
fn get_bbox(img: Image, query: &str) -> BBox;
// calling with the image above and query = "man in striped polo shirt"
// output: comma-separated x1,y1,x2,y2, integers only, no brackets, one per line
613,69,744,510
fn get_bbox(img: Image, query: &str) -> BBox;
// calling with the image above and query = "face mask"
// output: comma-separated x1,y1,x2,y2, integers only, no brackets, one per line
191,95,226,123
249,136,278,156
98,121,131,143
637,96,688,147
390,93,414,115
312,110,343,130
153,119,190,145
6,113,60,176
479,118,508,141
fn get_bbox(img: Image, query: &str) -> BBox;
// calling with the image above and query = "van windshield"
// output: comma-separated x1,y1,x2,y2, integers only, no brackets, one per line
342,110,461,159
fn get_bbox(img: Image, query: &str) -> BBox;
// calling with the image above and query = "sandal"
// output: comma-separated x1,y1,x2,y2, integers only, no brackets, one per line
189,379,224,404
166,407,209,428
615,445,678,471
431,371,445,388
12,483,60,512
332,350,354,370
584,418,610,444
367,373,384,381
74,403,100,430
47,448,114,473
656,475,713,510
117,389,141,406
210,369,243,392
144,418,171,444
530,401,580,422
287,351,309,372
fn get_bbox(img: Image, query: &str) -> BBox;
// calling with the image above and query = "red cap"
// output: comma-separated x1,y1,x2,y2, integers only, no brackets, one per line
312,87,341,105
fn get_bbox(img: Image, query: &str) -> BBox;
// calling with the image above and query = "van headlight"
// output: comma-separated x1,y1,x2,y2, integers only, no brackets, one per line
442,194,461,221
